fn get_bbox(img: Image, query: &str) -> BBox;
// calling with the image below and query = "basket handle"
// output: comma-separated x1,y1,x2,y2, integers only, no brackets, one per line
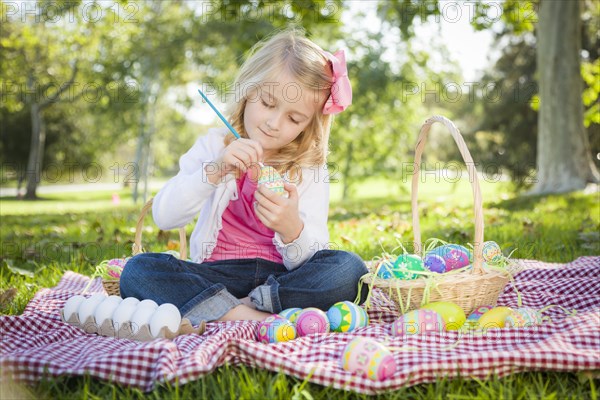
132,198,188,260
411,116,484,273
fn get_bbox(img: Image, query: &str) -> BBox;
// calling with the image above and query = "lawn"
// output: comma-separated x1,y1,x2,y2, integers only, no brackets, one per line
1,177,598,399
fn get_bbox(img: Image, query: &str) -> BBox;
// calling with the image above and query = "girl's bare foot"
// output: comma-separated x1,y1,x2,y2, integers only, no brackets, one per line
218,304,271,321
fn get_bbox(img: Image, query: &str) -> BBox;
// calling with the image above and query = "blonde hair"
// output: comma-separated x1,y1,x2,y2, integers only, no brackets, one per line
224,29,334,182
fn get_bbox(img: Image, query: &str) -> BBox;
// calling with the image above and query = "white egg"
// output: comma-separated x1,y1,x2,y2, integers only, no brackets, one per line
138,299,158,309
120,297,140,308
130,306,156,335
94,298,122,326
149,303,181,338
77,294,107,323
112,302,138,331
63,295,85,321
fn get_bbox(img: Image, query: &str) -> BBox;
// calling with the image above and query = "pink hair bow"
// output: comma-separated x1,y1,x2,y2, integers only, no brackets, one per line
322,50,352,115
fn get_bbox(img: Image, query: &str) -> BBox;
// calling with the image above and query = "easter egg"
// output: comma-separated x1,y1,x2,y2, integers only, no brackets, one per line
341,337,396,381
278,307,302,323
466,305,494,322
391,254,426,280
428,245,471,272
390,309,445,336
376,259,396,279
258,165,288,198
421,301,466,331
424,253,446,273
504,307,544,328
63,295,86,321
482,241,503,264
257,315,296,343
327,301,369,333
477,306,513,329
295,308,330,336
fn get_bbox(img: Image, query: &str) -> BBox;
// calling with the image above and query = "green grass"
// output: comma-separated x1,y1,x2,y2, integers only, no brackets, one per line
1,177,599,399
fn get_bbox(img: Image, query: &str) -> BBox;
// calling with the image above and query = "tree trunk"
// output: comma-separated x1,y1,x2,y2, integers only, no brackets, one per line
530,0,600,194
24,103,45,200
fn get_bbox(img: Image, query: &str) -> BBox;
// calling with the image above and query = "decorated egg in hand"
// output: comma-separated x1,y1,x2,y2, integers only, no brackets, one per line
295,308,330,336
257,315,296,343
390,309,445,336
391,254,426,279
341,337,396,381
327,301,369,333
258,165,288,198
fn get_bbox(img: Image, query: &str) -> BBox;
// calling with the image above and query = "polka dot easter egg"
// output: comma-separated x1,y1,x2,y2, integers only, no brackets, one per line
482,241,503,264
258,165,288,198
278,307,302,323
390,309,445,336
327,301,369,333
376,259,396,279
295,308,330,336
341,337,397,381
391,254,426,280
257,315,297,343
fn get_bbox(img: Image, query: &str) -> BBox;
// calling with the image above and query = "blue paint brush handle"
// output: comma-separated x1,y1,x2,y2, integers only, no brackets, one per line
198,88,241,139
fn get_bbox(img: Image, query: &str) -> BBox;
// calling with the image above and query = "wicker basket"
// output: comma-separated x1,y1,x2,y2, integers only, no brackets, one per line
102,198,188,296
362,115,513,315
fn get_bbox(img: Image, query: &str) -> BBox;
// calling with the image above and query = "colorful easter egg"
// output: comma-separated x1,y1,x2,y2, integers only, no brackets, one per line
482,241,503,264
376,259,396,279
466,305,494,322
257,315,297,343
421,301,466,331
341,337,397,381
504,307,544,328
391,254,426,280
327,301,369,333
258,165,288,197
278,307,302,323
424,253,446,273
390,309,445,336
427,244,471,272
295,308,330,336
477,306,513,329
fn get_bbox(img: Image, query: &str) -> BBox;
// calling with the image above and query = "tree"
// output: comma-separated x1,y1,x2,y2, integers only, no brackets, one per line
531,0,599,193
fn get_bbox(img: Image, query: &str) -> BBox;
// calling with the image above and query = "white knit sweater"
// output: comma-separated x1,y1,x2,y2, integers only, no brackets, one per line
152,128,331,270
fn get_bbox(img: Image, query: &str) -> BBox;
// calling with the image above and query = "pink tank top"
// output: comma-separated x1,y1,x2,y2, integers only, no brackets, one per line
206,172,283,263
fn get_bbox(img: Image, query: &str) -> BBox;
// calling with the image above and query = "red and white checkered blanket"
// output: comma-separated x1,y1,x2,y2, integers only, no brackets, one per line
1,256,599,394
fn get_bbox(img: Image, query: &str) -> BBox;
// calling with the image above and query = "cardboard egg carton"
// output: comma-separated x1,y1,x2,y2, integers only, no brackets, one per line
61,309,206,342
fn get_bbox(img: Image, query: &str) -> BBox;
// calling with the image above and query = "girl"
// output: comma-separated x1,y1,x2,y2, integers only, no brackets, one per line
120,30,368,325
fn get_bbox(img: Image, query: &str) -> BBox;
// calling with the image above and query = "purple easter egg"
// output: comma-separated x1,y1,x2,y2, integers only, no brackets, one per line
424,253,446,273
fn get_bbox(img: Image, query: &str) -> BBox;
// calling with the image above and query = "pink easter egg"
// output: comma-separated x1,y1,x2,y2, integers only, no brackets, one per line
390,309,445,336
295,308,330,336
341,337,397,381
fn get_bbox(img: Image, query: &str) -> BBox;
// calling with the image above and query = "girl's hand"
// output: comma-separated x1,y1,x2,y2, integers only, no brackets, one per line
254,182,303,243
206,139,263,184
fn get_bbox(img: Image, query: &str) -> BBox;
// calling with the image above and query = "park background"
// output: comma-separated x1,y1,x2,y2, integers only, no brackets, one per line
1,0,599,398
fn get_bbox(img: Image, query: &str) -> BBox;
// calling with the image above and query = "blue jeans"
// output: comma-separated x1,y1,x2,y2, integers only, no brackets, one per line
119,250,369,325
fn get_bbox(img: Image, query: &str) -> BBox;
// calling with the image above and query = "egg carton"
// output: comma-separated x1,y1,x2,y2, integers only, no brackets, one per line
60,309,205,342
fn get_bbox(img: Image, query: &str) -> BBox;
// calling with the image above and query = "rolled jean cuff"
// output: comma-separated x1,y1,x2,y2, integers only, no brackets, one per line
182,287,241,324
249,275,281,313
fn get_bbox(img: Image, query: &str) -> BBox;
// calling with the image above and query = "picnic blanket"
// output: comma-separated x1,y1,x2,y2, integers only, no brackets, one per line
1,256,599,394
